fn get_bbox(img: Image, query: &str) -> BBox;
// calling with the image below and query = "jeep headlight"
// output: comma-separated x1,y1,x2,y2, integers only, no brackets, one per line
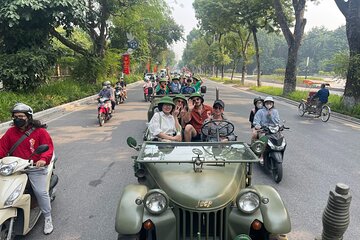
144,189,169,215
0,162,18,176
236,191,260,214
5,183,23,207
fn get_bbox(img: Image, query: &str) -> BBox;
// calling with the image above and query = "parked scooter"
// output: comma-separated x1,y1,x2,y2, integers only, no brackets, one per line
98,97,112,126
257,125,289,183
0,145,58,239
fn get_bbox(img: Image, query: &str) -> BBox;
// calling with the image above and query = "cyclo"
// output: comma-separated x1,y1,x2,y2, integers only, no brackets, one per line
298,90,331,122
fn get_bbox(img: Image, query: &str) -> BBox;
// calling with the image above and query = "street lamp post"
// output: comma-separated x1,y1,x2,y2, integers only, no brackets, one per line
305,57,309,79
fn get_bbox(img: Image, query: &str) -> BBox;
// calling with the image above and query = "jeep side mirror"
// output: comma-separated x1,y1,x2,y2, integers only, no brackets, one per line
127,137,138,149
200,86,207,94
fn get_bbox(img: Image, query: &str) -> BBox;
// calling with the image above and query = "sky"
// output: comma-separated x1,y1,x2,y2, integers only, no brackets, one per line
166,0,347,61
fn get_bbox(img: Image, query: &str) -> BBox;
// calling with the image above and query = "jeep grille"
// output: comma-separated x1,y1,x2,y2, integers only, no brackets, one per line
174,205,231,240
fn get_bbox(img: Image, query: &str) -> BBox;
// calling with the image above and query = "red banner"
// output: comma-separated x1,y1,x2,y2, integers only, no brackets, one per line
123,54,130,75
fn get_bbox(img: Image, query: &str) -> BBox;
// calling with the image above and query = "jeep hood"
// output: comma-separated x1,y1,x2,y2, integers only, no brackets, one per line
146,163,245,210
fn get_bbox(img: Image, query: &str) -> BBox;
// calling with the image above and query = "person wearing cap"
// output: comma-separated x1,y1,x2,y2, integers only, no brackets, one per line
191,76,203,93
0,103,55,234
172,94,188,129
169,77,181,94
148,96,182,142
183,93,212,142
253,96,281,130
155,78,170,95
202,100,237,142
180,78,196,94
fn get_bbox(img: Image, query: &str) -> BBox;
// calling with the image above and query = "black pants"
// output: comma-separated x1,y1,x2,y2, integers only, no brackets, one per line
111,100,116,110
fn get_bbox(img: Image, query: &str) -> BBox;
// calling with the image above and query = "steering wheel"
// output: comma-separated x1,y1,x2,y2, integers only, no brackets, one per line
201,119,235,140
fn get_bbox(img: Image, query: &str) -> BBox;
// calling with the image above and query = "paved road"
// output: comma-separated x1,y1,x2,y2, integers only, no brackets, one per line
9,80,359,239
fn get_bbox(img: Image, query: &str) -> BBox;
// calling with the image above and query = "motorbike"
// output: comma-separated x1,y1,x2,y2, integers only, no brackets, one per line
115,86,124,105
256,125,289,183
98,97,112,126
143,86,153,102
0,144,58,240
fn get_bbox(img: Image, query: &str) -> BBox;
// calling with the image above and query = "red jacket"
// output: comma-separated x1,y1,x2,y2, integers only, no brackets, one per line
189,104,213,134
0,126,54,165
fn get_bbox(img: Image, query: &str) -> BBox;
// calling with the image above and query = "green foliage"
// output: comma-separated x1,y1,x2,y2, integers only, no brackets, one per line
274,68,285,75
0,48,57,91
0,78,98,122
72,56,102,83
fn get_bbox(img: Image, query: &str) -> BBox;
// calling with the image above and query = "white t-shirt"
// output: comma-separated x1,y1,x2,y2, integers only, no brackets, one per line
148,112,179,140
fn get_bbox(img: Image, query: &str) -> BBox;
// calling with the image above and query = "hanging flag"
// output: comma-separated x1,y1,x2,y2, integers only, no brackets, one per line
123,54,130,75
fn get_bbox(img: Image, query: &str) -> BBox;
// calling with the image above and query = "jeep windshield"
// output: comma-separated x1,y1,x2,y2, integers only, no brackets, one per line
137,141,258,163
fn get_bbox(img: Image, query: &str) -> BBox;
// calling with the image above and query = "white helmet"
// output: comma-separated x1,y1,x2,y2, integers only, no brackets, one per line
12,103,33,116
264,96,274,103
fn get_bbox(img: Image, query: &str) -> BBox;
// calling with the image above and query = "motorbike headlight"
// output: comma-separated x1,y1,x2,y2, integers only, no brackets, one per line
4,183,23,207
144,189,169,215
269,126,279,133
236,191,260,214
0,162,18,176
250,141,264,155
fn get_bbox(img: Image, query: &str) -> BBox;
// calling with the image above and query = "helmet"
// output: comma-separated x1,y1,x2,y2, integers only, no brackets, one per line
104,81,111,86
173,94,187,104
12,103,33,117
159,78,167,83
253,97,263,105
264,96,274,103
158,96,175,106
189,93,204,103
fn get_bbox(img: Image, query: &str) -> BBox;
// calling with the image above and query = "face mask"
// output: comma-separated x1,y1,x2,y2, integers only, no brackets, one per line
265,103,273,109
13,118,27,128
107,85,111,89
256,103,263,109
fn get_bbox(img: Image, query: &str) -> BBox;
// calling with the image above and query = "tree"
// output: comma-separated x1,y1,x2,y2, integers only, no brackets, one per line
335,0,360,107
273,0,308,95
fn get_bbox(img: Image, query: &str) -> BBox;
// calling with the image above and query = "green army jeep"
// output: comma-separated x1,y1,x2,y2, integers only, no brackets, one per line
115,138,291,240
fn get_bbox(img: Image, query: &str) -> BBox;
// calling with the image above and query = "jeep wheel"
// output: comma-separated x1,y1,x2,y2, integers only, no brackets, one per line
272,162,283,183
118,234,140,240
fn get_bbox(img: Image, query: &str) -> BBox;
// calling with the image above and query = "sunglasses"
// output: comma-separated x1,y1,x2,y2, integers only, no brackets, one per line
193,98,201,102
213,106,223,110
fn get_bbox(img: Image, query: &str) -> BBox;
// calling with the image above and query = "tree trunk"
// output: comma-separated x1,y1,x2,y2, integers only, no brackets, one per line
273,0,306,96
241,58,247,85
221,65,224,80
252,27,261,87
231,58,238,81
335,0,360,106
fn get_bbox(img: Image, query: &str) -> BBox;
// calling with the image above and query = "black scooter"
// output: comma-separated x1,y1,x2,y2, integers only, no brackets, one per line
258,125,289,183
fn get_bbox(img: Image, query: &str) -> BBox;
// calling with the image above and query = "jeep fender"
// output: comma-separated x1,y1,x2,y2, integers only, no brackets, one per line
252,185,291,234
115,184,148,234
269,151,283,163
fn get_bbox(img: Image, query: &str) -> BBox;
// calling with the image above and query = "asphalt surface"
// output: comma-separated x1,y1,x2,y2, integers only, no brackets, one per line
3,80,359,240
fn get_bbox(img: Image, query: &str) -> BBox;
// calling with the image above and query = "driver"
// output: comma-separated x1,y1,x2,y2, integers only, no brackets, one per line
202,99,236,142
0,103,54,235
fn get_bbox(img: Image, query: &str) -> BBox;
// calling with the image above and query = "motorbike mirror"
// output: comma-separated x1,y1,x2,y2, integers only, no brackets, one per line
28,144,49,160
35,144,49,155
127,137,138,149
201,86,207,94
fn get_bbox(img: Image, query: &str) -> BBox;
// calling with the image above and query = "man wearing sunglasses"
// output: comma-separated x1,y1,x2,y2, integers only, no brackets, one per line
183,93,212,142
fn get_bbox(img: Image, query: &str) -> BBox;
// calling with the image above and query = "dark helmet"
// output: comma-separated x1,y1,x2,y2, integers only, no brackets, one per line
12,103,33,118
253,97,263,106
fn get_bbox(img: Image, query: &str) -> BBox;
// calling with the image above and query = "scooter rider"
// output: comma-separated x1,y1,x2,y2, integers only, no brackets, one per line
105,81,116,112
0,103,55,234
249,97,264,142
253,96,281,164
